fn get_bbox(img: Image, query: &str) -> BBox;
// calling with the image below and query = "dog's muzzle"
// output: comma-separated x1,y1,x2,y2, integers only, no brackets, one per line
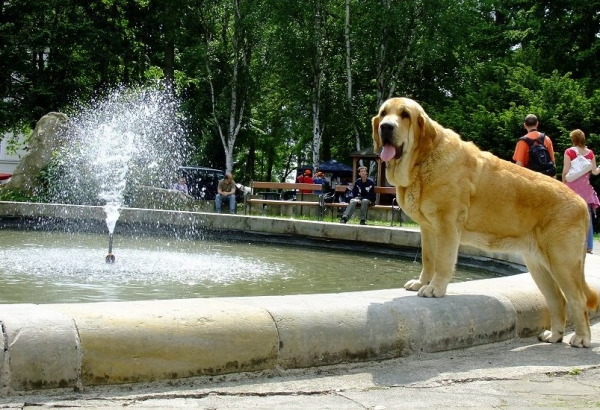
378,122,403,162
380,122,395,145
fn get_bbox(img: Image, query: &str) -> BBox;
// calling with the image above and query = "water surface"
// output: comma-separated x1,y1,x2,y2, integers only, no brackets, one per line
0,229,502,303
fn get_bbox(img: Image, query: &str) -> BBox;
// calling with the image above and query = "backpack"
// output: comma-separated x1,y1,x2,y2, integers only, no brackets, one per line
520,133,557,177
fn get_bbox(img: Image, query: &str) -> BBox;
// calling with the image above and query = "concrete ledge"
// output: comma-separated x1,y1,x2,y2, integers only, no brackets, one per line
0,201,597,393
229,288,517,369
0,304,80,391
48,299,279,386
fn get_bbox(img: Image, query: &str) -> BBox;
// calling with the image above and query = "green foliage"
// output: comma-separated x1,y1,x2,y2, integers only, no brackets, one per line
34,155,69,204
35,153,103,206
1,131,30,156
2,0,600,189
0,187,35,202
439,64,599,168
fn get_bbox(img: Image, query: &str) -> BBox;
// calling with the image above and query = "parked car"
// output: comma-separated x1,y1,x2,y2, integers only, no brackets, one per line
178,166,224,200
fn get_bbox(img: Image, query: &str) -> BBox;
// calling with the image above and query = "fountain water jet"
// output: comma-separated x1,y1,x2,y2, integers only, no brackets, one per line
51,85,189,260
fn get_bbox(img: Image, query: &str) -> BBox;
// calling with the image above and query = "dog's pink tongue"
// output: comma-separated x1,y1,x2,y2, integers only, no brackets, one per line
379,145,396,162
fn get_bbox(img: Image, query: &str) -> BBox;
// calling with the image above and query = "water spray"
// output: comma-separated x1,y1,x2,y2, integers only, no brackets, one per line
105,233,116,263
55,85,189,266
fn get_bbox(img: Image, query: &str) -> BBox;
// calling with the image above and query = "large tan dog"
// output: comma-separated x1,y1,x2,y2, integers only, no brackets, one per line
372,97,598,347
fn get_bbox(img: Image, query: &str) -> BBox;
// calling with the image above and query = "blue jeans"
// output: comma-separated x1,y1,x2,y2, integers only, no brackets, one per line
215,194,236,213
588,205,594,251
343,198,371,221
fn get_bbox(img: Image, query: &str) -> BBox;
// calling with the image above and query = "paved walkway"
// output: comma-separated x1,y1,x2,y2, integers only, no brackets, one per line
2,320,600,408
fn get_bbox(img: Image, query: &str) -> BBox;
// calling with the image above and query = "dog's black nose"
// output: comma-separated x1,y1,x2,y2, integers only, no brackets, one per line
380,122,394,133
380,122,394,141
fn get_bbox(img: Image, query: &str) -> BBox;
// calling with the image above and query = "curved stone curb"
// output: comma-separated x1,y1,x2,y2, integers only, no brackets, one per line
48,299,279,386
2,272,598,391
0,202,597,393
0,304,80,391
228,287,517,369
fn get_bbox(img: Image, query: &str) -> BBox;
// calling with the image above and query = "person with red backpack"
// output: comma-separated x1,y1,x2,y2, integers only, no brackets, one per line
512,114,557,177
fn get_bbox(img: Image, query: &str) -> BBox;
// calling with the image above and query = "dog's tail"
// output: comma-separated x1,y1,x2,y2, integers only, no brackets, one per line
585,282,599,311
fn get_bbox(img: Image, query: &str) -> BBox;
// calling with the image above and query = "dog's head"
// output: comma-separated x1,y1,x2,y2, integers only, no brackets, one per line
372,97,437,187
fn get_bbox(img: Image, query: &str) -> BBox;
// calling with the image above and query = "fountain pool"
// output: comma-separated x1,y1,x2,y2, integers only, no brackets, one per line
0,226,510,304
0,83,546,392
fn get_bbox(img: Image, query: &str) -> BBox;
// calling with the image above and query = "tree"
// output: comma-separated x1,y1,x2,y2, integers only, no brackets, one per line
263,0,345,171
4,0,600,190
344,0,361,153
197,0,255,174
0,0,151,134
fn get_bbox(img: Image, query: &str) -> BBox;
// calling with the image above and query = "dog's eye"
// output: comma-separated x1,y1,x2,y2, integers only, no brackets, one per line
380,110,386,117
401,110,410,119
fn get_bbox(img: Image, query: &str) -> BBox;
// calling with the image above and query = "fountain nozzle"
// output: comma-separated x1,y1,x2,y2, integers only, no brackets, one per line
106,233,115,263
105,253,116,264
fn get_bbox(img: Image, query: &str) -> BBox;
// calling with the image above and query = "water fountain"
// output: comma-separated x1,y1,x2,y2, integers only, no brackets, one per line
50,86,189,262
0,84,504,304
0,84,516,304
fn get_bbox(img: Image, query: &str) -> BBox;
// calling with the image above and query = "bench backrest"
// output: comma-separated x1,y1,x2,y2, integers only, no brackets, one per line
374,186,397,205
251,181,322,194
374,186,396,195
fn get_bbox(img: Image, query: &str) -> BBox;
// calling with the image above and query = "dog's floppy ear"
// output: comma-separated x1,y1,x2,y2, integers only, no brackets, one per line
372,114,382,152
417,111,436,155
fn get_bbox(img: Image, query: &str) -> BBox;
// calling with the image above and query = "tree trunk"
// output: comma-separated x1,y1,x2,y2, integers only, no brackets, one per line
164,39,175,87
345,0,361,153
207,0,247,175
311,0,324,171
376,0,420,106
245,136,255,184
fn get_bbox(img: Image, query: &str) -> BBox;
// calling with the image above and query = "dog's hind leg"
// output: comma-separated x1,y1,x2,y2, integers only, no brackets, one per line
547,256,592,348
523,254,567,344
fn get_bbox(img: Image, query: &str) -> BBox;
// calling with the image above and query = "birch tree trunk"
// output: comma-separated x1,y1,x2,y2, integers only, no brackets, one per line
205,0,248,174
311,0,324,171
345,0,361,153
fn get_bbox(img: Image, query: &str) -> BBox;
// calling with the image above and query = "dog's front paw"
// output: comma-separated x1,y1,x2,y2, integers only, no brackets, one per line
404,279,422,291
568,333,591,348
417,284,447,298
538,330,563,344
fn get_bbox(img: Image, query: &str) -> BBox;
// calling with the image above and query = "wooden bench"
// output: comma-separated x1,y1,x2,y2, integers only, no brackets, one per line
323,185,401,226
245,181,324,218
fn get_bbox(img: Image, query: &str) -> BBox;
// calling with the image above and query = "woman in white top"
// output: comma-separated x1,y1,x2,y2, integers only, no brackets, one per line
562,129,600,253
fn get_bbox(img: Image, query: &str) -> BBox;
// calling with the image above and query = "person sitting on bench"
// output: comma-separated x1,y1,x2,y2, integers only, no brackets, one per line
215,172,237,214
339,166,375,225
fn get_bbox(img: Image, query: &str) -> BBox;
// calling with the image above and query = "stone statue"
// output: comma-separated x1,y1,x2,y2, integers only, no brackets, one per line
4,112,69,195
